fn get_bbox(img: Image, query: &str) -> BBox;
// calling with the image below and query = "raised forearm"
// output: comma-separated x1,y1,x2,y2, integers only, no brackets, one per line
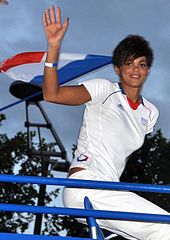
42,5,69,103
42,5,91,106
43,45,60,102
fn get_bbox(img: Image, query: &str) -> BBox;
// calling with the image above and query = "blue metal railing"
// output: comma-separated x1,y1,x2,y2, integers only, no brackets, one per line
0,174,170,239
1,174,170,193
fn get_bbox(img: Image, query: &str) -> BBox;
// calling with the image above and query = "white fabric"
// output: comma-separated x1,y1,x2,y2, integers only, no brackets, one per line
63,170,170,240
70,79,159,181
63,79,170,239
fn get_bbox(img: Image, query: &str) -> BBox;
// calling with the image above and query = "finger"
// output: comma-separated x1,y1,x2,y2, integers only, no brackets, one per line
50,5,56,24
42,13,47,27
56,6,62,25
45,9,51,25
63,17,69,31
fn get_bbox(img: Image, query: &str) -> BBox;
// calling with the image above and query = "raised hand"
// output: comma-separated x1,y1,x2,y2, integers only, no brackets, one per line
43,5,69,48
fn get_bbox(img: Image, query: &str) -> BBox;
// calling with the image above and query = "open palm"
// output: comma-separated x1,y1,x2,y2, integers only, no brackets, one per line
43,5,69,47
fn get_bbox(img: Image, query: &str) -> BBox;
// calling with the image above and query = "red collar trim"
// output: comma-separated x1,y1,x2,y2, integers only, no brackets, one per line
127,97,141,110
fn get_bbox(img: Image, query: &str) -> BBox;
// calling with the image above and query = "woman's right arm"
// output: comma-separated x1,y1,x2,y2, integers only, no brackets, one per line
42,5,91,106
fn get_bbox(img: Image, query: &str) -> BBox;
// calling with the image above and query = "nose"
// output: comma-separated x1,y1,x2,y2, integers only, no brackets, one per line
132,63,140,71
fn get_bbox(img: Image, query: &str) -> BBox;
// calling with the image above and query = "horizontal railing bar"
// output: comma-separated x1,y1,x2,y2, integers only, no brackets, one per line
0,233,92,240
0,174,170,194
25,122,51,128
0,203,170,224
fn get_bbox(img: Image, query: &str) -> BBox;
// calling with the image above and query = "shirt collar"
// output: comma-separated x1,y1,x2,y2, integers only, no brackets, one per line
118,82,144,106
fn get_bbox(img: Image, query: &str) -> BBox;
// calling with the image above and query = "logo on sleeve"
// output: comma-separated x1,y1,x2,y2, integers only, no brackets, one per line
77,154,88,162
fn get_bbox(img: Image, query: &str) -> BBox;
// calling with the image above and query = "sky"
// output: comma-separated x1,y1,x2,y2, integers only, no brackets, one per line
1,0,170,234
1,0,170,165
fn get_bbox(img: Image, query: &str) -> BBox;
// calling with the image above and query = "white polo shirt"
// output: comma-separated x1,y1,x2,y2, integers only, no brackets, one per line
70,79,159,181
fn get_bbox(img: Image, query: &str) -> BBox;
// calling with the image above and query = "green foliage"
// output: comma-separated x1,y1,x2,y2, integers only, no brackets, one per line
60,216,89,238
0,114,60,233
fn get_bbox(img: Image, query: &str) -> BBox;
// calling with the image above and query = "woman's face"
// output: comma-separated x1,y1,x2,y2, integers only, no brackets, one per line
115,56,150,90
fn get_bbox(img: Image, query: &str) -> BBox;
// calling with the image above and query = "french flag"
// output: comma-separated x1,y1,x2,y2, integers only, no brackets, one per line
0,51,112,102
0,51,112,85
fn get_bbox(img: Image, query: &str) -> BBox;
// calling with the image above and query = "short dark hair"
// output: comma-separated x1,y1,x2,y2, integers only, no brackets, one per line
112,35,154,67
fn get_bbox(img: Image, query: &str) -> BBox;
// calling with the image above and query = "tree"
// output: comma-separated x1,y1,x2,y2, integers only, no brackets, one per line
0,113,60,234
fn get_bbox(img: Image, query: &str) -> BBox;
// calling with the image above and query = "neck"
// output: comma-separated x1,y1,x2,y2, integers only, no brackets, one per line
126,92,141,103
120,83,142,103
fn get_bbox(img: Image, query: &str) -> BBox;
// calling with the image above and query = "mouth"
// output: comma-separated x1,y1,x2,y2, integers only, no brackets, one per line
129,74,141,79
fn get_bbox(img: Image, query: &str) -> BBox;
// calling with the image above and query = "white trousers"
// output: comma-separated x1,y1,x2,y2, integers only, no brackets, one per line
62,169,170,240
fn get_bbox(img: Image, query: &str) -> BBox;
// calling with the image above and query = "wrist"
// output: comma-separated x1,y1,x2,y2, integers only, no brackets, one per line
47,42,61,51
46,44,60,63
45,62,58,68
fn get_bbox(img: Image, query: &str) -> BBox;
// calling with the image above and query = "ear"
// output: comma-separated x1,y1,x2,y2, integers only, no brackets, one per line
114,66,120,75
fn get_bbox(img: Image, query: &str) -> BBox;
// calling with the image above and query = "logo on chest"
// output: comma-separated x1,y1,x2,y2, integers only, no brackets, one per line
141,117,148,127
117,103,125,111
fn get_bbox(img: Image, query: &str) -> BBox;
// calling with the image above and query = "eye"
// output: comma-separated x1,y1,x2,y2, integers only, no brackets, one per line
125,61,132,66
140,63,147,68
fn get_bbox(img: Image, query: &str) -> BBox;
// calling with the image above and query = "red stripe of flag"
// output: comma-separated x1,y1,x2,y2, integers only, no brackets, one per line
0,52,45,72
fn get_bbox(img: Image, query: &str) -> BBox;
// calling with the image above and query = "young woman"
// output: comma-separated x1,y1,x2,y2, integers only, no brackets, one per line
42,5,170,239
